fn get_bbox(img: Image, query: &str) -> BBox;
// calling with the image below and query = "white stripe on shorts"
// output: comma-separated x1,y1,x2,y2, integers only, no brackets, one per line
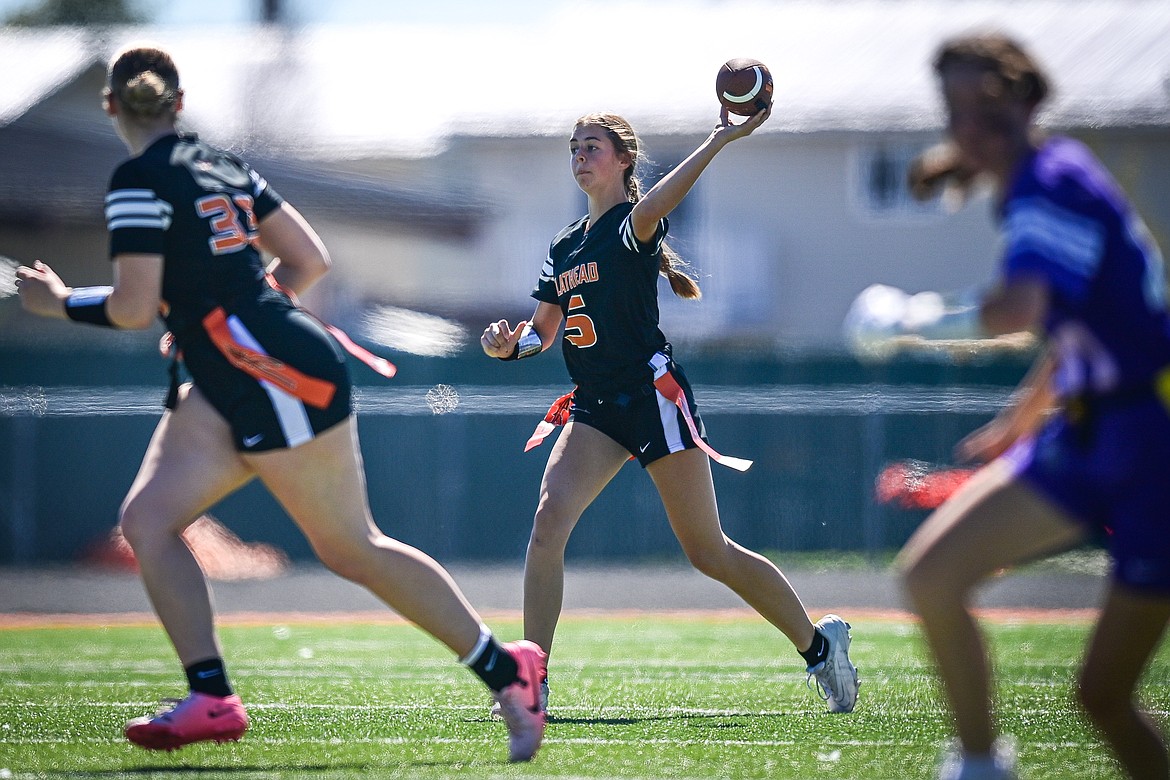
649,351,685,453
226,314,314,447
656,388,686,453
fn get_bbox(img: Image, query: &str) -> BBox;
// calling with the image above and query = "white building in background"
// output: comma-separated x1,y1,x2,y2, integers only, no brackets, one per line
1,0,1168,350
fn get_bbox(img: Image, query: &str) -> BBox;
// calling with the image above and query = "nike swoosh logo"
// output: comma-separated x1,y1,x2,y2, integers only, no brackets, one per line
196,669,222,679
243,434,264,447
639,442,651,453
484,649,497,673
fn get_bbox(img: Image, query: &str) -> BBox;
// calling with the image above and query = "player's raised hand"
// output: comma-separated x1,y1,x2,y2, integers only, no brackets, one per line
16,260,70,319
481,319,528,359
715,103,770,145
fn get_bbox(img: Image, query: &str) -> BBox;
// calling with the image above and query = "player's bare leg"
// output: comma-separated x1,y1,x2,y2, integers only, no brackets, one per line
119,384,254,665
119,385,255,750
1079,583,1170,779
649,448,859,712
647,448,815,649
898,459,1085,757
523,422,629,655
247,416,484,657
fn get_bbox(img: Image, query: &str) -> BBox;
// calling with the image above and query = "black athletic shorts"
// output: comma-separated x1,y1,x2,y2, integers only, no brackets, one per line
569,357,708,467
181,298,352,453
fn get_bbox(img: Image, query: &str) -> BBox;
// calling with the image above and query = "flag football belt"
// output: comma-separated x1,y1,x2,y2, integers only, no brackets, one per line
198,275,397,410
652,369,753,472
1062,364,1170,448
524,365,753,472
525,389,575,452
203,306,340,409
159,279,396,410
263,272,397,382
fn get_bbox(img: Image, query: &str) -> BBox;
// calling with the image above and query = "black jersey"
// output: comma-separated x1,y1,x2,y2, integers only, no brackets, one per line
532,201,670,394
105,132,284,343
105,133,353,448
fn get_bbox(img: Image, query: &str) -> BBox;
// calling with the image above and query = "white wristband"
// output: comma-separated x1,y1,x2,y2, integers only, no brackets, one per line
517,323,542,358
501,323,543,361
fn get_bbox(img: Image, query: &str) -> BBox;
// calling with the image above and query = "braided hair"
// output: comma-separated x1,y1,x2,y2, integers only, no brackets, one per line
574,113,701,300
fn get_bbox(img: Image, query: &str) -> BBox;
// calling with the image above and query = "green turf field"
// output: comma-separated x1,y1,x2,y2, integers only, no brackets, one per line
2,613,1167,779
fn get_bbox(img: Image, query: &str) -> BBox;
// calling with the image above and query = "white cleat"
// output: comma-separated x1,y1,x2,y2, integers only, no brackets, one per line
806,614,860,713
938,737,1018,780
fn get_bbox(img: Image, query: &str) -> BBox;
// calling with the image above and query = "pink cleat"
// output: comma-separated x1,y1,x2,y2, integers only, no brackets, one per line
125,692,249,751
493,640,548,762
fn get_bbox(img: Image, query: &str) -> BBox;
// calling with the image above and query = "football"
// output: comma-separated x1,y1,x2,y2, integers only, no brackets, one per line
715,58,773,116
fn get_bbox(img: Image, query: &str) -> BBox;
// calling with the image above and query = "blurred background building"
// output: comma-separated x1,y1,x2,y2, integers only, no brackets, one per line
3,0,1167,348
1,0,1168,564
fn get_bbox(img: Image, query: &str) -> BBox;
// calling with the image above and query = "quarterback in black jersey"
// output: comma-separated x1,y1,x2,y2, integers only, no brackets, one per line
536,200,669,394
482,111,858,716
17,45,545,761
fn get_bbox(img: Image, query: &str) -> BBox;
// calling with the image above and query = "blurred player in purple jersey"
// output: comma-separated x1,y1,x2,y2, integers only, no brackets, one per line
481,108,858,716
892,33,1170,780
15,44,545,761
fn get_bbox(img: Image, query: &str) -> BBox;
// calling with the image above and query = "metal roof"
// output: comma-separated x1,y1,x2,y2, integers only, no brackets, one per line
1,0,1166,229
4,0,1166,157
0,33,489,231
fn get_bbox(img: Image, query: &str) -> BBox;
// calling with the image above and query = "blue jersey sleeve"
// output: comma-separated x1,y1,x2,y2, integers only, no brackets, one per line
1001,192,1106,306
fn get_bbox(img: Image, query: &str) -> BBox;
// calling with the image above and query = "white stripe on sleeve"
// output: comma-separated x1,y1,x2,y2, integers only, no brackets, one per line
1004,198,1104,279
620,214,664,254
105,189,173,231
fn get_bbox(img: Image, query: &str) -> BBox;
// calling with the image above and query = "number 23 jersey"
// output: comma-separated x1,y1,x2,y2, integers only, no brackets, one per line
532,201,670,394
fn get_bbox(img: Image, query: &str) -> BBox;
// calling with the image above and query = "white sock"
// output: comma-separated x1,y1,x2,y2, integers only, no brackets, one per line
458,623,492,666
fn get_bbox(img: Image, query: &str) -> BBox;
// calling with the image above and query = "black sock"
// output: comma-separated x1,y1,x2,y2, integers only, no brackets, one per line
466,637,520,692
185,657,234,697
799,629,830,668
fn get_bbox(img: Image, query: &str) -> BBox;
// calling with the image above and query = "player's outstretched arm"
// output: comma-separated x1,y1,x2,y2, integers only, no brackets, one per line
17,255,162,329
629,106,769,243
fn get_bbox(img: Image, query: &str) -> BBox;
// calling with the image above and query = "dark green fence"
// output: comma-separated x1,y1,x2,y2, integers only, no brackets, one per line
0,344,1028,564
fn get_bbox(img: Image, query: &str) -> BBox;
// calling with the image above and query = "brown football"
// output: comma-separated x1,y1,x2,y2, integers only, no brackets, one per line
716,58,774,116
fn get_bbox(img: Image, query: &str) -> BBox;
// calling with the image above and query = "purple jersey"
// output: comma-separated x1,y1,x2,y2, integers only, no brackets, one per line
1000,136,1170,399
1002,138,1170,594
